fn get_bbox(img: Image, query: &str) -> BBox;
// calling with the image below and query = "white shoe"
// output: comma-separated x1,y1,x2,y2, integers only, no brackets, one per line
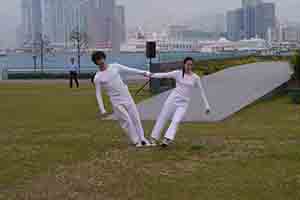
150,138,158,146
142,139,152,146
161,138,172,148
136,139,151,148
136,142,143,148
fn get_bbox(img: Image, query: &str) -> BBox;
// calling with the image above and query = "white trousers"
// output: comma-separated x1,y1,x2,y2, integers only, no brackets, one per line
113,98,146,144
151,93,189,141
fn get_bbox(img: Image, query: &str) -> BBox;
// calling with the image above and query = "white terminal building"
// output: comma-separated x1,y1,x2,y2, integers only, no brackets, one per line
122,25,269,53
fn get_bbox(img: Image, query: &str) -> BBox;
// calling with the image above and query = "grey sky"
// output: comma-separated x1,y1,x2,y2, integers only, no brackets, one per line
0,0,300,47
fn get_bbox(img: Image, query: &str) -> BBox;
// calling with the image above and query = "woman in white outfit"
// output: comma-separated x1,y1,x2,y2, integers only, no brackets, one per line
91,51,151,147
150,57,211,147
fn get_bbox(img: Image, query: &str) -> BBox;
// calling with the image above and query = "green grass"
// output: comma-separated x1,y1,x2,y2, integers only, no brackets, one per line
0,83,300,200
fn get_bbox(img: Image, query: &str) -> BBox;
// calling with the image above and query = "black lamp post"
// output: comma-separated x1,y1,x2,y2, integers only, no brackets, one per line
33,55,37,72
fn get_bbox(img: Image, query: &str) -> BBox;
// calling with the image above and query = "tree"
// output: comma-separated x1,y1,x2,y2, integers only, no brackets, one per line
290,50,300,87
288,49,300,104
70,27,89,74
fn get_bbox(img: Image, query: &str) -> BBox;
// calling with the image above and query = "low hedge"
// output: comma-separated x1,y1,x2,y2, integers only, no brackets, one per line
8,73,95,80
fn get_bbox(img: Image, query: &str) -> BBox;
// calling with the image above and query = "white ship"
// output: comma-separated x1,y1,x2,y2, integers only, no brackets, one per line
0,50,7,57
121,27,202,52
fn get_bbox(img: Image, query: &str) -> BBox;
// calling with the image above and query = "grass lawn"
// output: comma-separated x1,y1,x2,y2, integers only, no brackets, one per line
0,82,300,200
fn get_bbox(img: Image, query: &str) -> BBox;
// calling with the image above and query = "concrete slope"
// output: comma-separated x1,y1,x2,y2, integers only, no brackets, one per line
136,62,291,122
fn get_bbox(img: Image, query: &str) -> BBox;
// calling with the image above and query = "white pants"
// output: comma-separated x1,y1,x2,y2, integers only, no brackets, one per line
113,98,146,144
151,93,189,141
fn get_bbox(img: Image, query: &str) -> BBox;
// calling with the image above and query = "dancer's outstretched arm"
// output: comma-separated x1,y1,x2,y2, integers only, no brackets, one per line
95,82,106,114
196,77,211,113
116,63,150,76
151,70,179,79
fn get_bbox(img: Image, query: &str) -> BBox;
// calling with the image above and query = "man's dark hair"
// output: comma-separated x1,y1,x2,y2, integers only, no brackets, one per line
182,57,194,77
91,51,106,65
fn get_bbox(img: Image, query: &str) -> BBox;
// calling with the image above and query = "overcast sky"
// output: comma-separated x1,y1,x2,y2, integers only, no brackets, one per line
0,0,300,47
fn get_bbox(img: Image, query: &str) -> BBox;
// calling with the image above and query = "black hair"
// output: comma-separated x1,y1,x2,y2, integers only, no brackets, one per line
91,51,106,65
91,72,96,85
183,57,194,77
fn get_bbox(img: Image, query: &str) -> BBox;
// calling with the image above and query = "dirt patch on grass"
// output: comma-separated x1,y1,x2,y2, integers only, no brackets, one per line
1,137,271,199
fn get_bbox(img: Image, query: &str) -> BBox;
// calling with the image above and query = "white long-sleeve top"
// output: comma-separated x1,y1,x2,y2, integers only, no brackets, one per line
151,70,211,110
94,63,148,114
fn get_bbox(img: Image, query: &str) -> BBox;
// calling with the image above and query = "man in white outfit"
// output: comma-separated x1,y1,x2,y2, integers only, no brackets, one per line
91,51,150,147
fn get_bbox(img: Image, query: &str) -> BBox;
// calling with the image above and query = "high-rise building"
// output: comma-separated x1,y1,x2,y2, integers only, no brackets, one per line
242,0,262,7
21,0,125,51
20,0,42,46
283,27,300,42
226,0,276,41
86,0,122,53
115,5,126,44
87,0,115,49
21,0,33,44
43,0,89,46
16,24,25,47
64,0,84,46
256,3,276,40
227,8,244,41
31,0,43,43
43,0,65,44
243,6,256,39
79,1,89,33
270,20,281,42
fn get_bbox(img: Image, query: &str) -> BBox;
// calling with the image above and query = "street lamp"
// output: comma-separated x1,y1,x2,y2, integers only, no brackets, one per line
33,55,37,72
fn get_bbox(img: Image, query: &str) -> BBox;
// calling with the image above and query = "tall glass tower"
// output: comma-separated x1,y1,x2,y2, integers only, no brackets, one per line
31,0,43,43
242,0,262,8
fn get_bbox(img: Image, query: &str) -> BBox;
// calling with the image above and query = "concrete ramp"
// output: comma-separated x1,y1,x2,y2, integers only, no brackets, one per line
136,62,291,122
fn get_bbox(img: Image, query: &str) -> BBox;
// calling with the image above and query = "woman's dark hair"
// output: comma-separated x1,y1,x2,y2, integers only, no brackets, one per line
91,51,106,65
91,72,96,85
182,57,194,77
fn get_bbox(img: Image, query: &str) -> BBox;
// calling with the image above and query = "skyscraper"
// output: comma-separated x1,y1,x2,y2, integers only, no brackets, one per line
256,3,276,40
243,6,256,39
44,0,88,46
21,0,33,43
20,0,42,46
21,0,125,51
43,0,65,44
242,0,262,8
31,0,43,43
282,26,300,42
86,0,122,53
227,9,244,41
116,5,127,44
87,0,115,49
79,1,89,33
226,0,276,41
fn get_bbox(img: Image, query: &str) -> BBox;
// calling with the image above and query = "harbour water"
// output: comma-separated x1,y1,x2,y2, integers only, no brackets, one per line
0,51,252,73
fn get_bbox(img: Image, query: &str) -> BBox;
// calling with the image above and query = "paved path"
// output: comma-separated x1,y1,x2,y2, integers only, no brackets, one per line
136,62,291,122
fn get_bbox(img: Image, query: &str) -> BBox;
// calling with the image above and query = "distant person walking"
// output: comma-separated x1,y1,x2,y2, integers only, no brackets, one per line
66,57,79,88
